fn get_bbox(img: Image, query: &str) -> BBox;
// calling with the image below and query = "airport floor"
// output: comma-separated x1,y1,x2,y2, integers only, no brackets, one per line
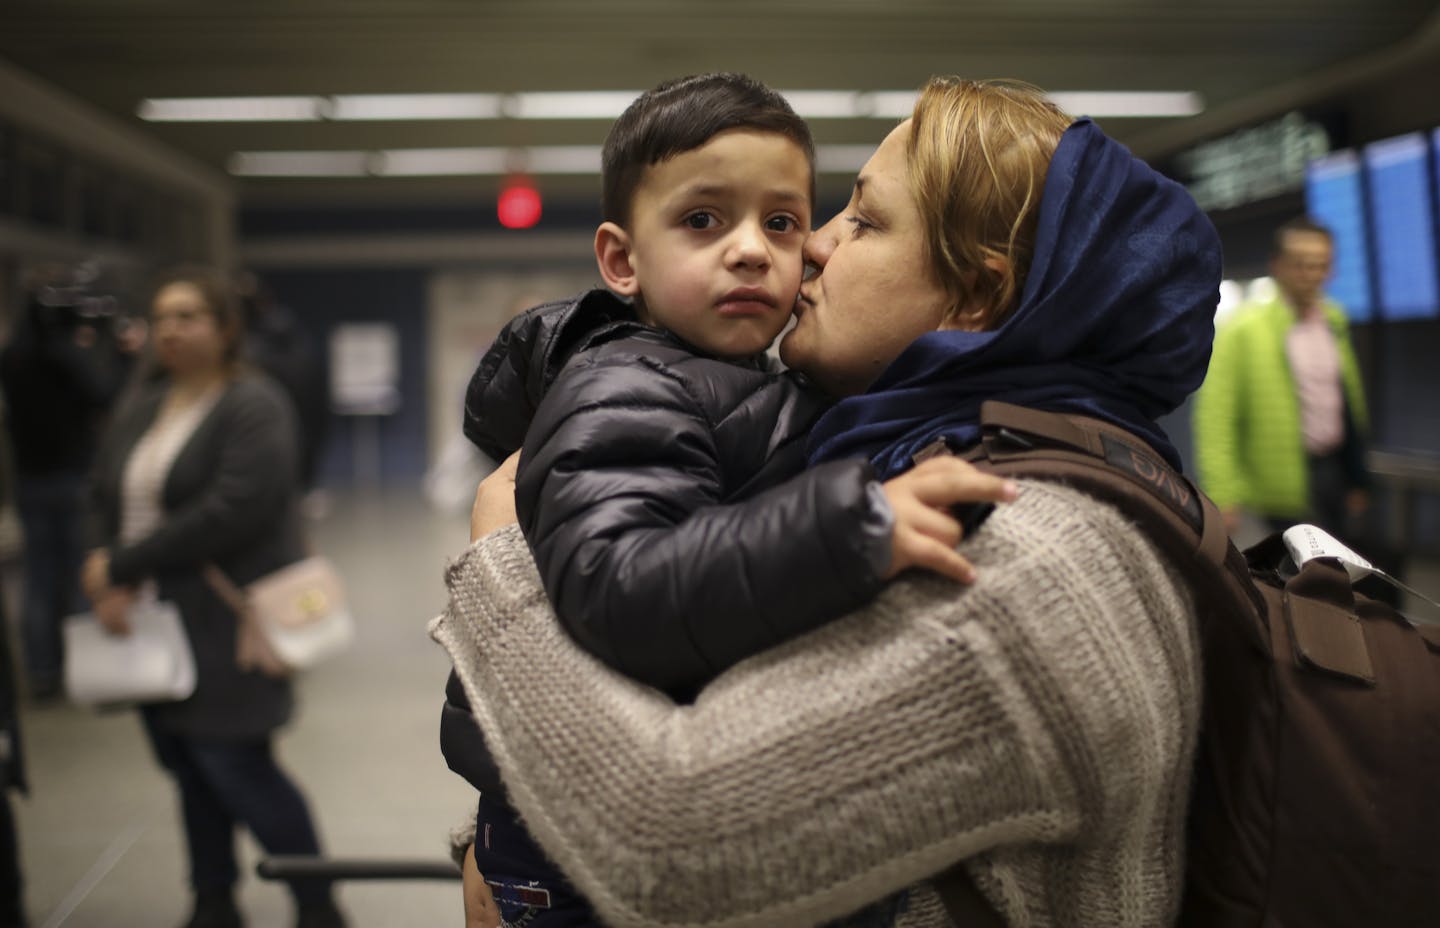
5,489,478,928
5,488,1440,928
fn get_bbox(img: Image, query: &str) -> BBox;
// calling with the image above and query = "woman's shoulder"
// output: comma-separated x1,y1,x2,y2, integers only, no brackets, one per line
986,479,1181,573
896,478,1197,634
215,370,298,425
224,369,293,407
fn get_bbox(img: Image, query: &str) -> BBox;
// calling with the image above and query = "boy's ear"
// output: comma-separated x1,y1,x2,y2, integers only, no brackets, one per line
595,222,639,296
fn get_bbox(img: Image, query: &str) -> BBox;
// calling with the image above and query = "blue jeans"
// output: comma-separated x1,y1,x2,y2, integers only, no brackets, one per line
14,473,88,689
472,794,599,926
142,717,330,905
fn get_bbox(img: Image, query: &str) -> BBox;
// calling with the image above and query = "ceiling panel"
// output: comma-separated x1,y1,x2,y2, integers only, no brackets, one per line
1,0,1436,206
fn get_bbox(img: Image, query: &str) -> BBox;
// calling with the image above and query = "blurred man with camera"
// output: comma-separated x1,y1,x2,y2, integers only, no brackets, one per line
0,269,141,701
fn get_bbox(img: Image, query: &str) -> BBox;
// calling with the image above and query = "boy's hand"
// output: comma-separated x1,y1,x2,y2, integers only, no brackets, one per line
471,451,522,542
881,457,1018,583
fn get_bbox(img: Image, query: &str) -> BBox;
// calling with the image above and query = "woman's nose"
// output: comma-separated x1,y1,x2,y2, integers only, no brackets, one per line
803,217,839,269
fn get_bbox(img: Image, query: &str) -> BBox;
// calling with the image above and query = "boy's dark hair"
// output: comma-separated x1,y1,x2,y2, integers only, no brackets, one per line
1272,216,1334,256
601,73,815,227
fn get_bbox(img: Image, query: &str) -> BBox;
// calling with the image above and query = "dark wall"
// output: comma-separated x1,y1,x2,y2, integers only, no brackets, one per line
260,268,430,488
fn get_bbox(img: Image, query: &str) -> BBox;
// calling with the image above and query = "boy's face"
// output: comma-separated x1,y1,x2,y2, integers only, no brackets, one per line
619,129,812,357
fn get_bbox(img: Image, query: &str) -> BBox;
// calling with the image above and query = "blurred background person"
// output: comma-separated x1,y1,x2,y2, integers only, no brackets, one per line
235,271,331,505
0,460,29,928
0,265,141,701
1193,217,1372,543
80,268,345,928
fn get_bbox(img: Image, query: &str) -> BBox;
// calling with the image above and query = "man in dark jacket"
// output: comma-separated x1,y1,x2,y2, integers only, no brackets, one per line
1,463,30,928
0,278,135,699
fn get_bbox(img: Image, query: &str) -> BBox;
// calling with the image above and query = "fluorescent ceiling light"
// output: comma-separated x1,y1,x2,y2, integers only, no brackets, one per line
1049,91,1203,117
378,148,509,176
329,93,504,120
867,92,922,119
228,151,371,177
507,91,643,119
525,146,603,173
378,146,601,176
783,91,870,118
139,96,323,122
230,144,879,178
144,89,1203,124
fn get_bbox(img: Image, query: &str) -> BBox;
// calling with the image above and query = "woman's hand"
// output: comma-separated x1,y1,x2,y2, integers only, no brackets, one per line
462,844,500,928
881,457,1018,583
471,451,521,542
81,548,113,602
94,588,136,636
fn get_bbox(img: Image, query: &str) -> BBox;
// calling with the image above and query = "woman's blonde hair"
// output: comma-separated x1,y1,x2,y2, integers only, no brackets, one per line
906,77,1071,329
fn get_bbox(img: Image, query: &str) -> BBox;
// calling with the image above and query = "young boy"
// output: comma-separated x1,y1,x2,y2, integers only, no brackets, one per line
443,73,1006,924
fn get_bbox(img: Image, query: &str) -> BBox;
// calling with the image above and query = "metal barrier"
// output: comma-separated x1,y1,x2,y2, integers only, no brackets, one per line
1367,449,1440,553
257,856,460,884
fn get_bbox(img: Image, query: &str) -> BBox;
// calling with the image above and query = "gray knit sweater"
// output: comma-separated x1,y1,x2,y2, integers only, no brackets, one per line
431,481,1201,927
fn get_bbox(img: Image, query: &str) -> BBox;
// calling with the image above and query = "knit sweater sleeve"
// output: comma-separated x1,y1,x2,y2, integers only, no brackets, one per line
431,481,1201,927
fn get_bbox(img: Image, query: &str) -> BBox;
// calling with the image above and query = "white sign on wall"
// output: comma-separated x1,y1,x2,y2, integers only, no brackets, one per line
329,323,401,415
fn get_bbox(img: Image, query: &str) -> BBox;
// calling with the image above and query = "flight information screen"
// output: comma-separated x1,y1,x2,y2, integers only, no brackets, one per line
1364,132,1438,320
1305,150,1373,322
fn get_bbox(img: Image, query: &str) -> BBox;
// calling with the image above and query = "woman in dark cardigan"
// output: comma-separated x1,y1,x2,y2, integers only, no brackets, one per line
81,268,344,928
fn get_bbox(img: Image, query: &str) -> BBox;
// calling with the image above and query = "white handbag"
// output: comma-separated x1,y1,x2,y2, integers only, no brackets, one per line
62,599,197,707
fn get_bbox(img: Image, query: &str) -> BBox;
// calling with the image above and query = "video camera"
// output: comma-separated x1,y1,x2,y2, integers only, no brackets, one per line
29,264,134,341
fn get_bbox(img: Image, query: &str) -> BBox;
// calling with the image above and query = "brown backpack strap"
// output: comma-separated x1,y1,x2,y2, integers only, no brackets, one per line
964,401,1269,652
910,402,1275,926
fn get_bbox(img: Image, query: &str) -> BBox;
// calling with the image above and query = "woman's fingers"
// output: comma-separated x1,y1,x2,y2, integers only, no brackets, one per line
470,450,522,542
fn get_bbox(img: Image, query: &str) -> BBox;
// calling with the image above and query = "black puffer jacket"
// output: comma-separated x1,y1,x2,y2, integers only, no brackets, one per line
490,290,887,694
441,290,889,791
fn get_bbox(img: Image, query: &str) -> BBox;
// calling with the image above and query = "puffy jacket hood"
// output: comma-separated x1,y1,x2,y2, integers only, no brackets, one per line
462,290,638,460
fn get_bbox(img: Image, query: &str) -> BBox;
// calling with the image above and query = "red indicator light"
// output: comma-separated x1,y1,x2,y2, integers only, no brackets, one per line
498,179,542,229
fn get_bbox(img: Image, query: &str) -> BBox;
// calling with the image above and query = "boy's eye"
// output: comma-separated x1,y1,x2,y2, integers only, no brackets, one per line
765,215,801,233
684,211,717,230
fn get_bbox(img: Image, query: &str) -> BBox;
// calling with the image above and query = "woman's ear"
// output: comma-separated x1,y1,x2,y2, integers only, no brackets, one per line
594,222,639,296
982,255,1010,280
942,255,1014,332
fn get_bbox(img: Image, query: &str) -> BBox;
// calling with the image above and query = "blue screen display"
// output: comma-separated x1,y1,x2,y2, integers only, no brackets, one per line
1305,150,1373,322
1364,132,1439,320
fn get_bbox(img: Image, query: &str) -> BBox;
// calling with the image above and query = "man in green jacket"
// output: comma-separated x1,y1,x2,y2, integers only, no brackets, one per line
1193,216,1370,537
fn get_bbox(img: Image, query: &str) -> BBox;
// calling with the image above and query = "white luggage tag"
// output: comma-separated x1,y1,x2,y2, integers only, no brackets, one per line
1281,524,1440,618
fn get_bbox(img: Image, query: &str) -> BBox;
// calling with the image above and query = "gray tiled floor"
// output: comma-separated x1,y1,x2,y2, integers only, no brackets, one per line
7,489,478,928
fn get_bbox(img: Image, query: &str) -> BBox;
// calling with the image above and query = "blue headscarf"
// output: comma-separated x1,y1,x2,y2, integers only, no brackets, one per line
806,118,1221,479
